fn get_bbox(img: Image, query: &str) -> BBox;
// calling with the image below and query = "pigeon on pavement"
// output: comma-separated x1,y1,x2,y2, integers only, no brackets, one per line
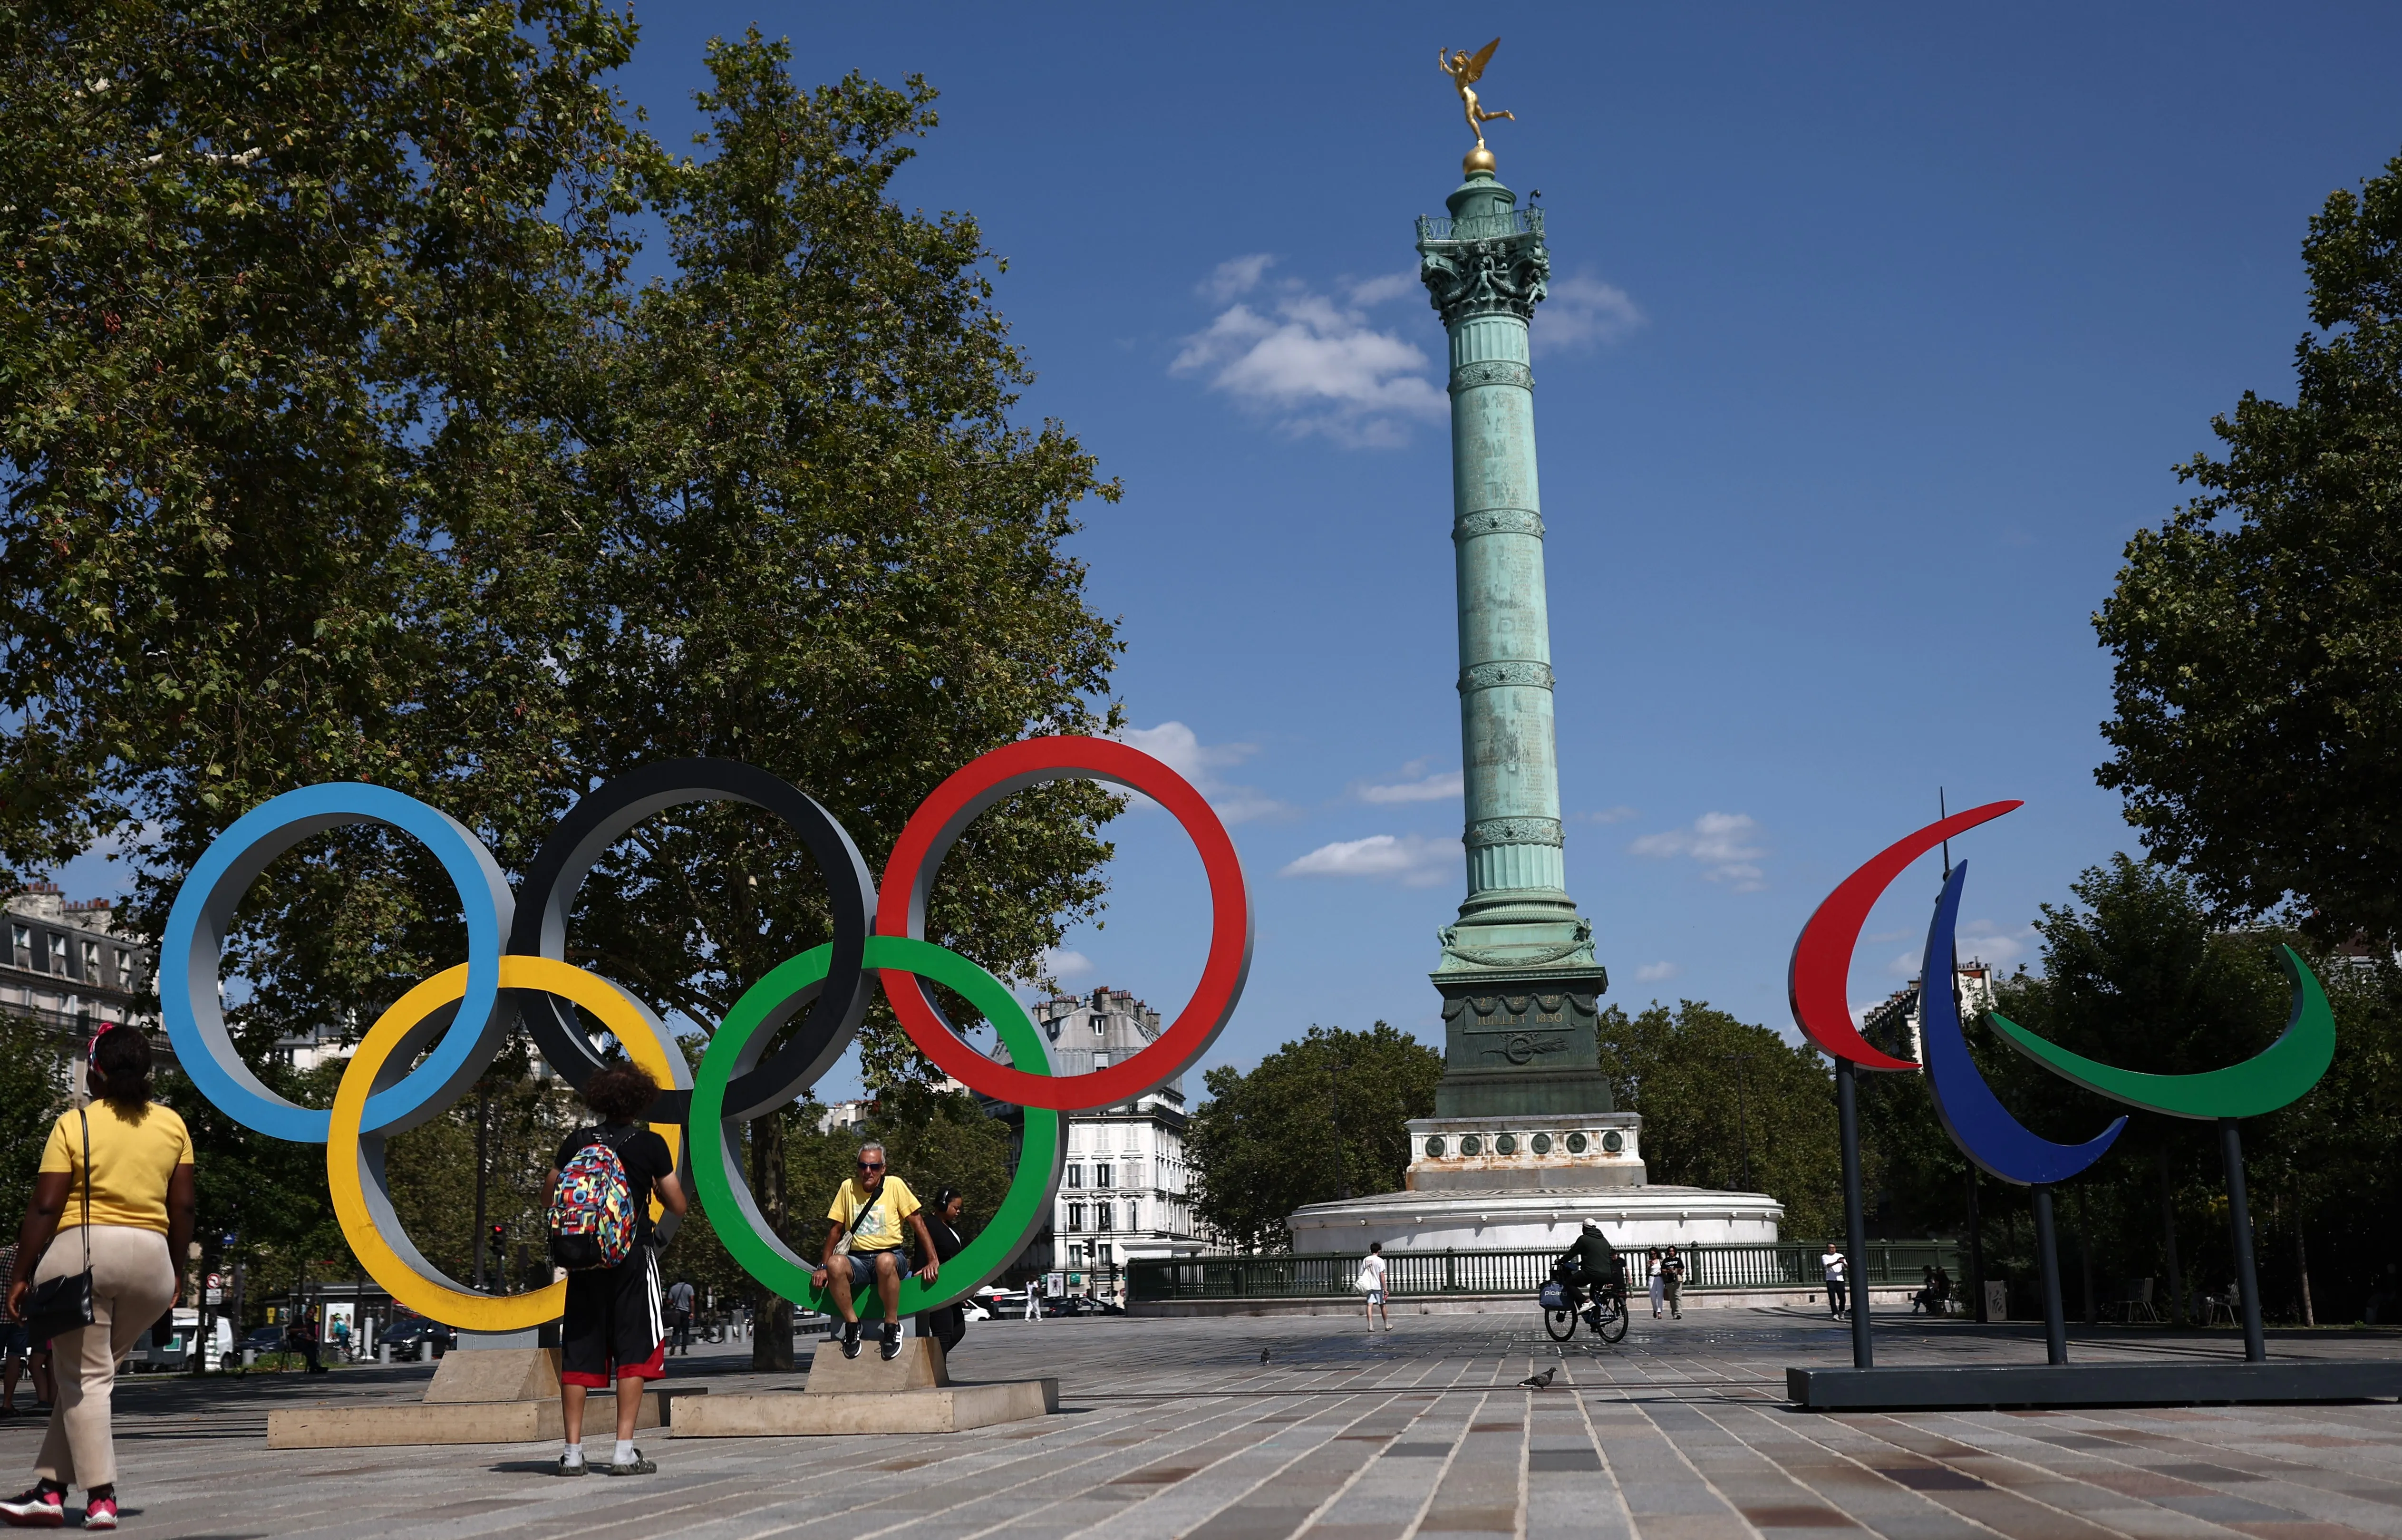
1519,1366,1557,1389
1260,1348,1272,1365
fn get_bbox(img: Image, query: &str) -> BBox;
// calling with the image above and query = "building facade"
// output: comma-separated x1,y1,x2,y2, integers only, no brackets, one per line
2,884,154,1042
1003,987,1222,1278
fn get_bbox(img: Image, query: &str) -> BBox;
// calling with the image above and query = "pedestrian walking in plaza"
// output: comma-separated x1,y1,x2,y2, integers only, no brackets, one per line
1,1025,193,1530
665,1279,696,1356
0,1243,25,1417
1357,1243,1391,1332
329,1316,350,1364
291,1315,328,1373
1661,1246,1685,1319
922,1190,969,1356
1646,1247,1666,1319
1024,1276,1044,1322
810,1143,939,1364
549,1062,685,1478
1821,1244,1848,1318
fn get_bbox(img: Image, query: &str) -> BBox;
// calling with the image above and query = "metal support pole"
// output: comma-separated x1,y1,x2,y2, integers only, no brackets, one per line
2032,1185,2068,1365
1965,1165,1987,1323
1837,1058,1873,1368
2219,1117,2267,1363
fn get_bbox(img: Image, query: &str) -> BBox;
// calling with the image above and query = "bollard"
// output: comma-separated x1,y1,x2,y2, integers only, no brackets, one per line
379,1342,392,1365
242,1347,256,1368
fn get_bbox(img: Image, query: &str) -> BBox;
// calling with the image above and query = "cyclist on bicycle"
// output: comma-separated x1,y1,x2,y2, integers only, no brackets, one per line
1556,1221,1621,1306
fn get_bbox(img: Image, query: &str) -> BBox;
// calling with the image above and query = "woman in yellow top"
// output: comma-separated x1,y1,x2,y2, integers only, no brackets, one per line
0,1027,195,1531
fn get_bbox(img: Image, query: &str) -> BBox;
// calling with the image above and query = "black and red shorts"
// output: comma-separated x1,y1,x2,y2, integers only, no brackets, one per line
561,1242,666,1388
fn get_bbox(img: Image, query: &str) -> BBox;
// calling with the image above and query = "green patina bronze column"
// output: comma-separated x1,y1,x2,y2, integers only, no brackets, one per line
1418,144,1612,1118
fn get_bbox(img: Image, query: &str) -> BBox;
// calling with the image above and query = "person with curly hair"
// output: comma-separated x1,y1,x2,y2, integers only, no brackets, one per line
1,1027,194,1530
549,1063,685,1478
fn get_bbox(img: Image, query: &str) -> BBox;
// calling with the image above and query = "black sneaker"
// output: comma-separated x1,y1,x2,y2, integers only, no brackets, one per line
602,1448,655,1476
840,1319,862,1360
880,1324,902,1362
554,1453,588,1478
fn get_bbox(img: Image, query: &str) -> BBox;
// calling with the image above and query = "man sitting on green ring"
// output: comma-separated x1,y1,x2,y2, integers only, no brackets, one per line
812,1143,940,1362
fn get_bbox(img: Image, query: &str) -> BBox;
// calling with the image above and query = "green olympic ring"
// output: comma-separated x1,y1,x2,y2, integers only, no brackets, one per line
690,935,1064,1316
1988,945,2336,1121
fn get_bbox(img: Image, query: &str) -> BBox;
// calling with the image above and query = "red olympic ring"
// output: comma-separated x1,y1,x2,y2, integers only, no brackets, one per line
878,736,1254,1112
1786,800,2021,1071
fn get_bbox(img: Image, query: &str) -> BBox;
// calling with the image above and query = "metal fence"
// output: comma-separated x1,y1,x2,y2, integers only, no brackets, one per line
1129,1241,1963,1304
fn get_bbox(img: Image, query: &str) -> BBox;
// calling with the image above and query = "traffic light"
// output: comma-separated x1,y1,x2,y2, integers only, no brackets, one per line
488,1222,506,1245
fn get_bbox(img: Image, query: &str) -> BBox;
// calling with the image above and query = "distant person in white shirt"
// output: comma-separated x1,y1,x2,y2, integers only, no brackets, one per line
1821,1244,1849,1317
1358,1243,1391,1332
1024,1276,1044,1322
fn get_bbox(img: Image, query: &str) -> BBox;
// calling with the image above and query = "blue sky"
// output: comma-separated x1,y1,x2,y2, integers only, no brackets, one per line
55,4,2402,1088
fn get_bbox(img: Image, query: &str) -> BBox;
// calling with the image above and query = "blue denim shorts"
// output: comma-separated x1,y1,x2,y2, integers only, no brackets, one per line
843,1250,903,1292
1,1323,27,1358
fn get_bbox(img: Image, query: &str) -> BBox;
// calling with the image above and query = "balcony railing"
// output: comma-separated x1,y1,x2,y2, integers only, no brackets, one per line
1129,1241,1962,1303
1415,209,1544,245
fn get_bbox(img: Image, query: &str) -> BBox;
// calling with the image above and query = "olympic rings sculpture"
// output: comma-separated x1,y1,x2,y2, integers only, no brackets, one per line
161,737,1252,1335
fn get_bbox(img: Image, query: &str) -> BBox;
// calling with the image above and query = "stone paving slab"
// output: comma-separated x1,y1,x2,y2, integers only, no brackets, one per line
5,1309,2397,1539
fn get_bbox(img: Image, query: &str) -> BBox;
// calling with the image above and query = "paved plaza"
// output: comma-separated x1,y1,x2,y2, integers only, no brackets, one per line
27,1310,2402,1540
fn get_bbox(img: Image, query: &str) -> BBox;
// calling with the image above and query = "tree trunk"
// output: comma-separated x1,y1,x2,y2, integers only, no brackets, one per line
2157,1143,2185,1325
2293,1188,2315,1328
472,1088,491,1291
750,1107,794,1370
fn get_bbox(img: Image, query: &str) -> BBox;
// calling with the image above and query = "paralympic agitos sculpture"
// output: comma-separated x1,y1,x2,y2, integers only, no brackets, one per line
1790,801,2334,1372
161,737,1252,1337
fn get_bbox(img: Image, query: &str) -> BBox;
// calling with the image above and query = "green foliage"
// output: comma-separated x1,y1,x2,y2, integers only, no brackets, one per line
2097,147,2402,943
1187,1023,1443,1253
1598,1002,1841,1240
0,1017,66,1229
2,8,1121,1175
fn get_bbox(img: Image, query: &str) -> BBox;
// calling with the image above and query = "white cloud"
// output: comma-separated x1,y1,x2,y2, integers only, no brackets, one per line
1577,805,1638,825
1172,260,1444,448
1043,948,1094,981
1534,270,1646,354
1886,920,2035,978
1201,253,1276,303
1956,920,2034,970
1634,960,1680,984
1280,833,1461,889
1629,812,1767,891
1347,270,1419,307
1113,721,1288,824
1356,760,1463,804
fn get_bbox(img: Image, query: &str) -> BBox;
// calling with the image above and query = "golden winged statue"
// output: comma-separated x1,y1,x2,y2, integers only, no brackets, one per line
1438,39,1515,150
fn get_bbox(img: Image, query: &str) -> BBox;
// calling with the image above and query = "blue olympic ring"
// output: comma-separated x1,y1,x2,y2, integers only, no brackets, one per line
161,783,514,1142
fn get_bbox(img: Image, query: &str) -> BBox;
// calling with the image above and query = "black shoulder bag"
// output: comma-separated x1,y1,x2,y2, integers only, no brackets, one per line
23,1109,95,1342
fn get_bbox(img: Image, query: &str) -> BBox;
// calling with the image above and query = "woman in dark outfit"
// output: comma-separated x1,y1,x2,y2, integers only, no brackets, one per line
922,1190,969,1355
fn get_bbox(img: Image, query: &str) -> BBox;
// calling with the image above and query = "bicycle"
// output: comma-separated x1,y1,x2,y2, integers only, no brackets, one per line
1540,1268,1630,1345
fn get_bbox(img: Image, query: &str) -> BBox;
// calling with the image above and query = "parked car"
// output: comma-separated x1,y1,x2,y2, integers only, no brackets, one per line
379,1317,455,1362
961,1299,993,1322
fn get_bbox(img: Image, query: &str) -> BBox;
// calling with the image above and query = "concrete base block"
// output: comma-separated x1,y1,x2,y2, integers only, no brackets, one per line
804,1336,947,1393
422,1346,560,1404
673,1380,1056,1438
266,1387,675,1449
1788,1360,2402,1410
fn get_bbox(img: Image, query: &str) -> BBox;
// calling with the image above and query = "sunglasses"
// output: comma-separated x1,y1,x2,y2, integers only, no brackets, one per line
857,1160,885,1171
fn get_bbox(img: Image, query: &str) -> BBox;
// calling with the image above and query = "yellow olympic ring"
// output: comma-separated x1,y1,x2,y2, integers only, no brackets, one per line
327,957,686,1335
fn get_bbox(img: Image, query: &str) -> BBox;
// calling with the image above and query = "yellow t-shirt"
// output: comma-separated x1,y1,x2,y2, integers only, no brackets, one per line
39,1100,192,1234
826,1175,919,1253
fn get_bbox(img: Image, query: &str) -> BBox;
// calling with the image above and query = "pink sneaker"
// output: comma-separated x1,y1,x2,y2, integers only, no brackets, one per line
0,1488,64,1528
77,1498,113,1531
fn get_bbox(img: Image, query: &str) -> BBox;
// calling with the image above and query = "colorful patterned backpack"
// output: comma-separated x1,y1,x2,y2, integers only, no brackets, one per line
548,1128,637,1270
